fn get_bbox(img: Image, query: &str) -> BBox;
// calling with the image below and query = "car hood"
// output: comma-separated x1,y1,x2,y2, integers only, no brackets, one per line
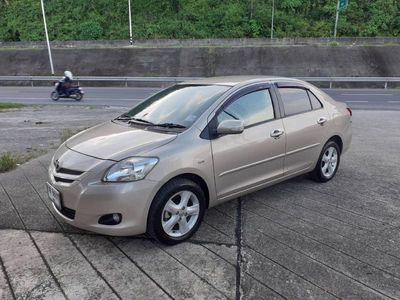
66,121,177,161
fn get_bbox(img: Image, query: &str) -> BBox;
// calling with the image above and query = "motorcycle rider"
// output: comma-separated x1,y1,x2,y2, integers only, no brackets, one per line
57,71,74,95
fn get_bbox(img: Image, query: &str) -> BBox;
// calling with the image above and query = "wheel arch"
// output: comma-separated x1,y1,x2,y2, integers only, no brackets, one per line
328,135,343,154
160,173,210,209
146,172,211,243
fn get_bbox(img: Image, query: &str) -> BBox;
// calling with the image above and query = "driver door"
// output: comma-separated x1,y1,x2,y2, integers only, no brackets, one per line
210,86,286,200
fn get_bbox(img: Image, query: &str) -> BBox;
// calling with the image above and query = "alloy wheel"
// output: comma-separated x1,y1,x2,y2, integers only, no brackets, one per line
321,146,338,178
161,190,200,238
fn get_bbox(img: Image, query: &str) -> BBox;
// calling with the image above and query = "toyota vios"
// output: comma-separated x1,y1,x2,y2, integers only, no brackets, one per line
47,76,352,244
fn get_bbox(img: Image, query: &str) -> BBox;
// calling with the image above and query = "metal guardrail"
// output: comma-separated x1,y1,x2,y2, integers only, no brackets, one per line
0,76,202,87
1,76,399,88
299,77,400,88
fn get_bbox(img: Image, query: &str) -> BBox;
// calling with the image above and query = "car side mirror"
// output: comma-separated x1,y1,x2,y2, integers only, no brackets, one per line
216,119,244,135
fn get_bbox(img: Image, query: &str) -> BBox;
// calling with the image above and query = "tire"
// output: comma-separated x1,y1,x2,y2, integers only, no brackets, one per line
75,92,83,101
147,178,206,245
311,140,341,182
51,91,59,101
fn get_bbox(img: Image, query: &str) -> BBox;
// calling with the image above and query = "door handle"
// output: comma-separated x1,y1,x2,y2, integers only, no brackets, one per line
317,117,327,125
270,128,285,139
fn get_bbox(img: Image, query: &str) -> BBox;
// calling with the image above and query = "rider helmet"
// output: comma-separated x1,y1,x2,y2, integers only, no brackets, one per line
64,71,73,80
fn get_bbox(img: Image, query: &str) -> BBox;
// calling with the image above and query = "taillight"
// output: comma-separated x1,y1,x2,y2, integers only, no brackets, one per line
346,107,352,117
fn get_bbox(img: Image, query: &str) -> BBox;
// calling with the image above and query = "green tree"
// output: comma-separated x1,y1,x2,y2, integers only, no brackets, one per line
0,0,399,41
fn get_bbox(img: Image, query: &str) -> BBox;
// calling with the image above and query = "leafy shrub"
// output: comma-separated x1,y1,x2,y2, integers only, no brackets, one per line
0,0,399,41
78,21,103,40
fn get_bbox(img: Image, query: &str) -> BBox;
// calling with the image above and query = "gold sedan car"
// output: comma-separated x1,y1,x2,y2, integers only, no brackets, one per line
47,76,352,244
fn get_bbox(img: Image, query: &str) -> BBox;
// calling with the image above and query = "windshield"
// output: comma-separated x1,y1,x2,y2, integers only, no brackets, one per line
123,85,229,128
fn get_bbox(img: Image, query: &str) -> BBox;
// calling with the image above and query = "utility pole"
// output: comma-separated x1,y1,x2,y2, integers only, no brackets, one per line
334,0,340,38
128,0,133,45
334,0,348,38
40,0,54,75
270,0,275,39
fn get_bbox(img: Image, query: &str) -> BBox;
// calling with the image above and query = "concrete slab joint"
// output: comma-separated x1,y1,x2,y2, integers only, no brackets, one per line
0,110,399,299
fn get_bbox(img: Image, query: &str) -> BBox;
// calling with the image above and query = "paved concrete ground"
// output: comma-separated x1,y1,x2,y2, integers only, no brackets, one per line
0,110,400,299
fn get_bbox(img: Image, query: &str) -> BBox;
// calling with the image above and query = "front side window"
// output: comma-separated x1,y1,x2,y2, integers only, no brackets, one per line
124,84,229,128
279,88,312,116
217,89,275,127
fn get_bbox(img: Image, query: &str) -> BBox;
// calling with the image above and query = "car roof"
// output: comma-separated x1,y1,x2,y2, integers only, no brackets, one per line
178,76,340,107
180,76,307,87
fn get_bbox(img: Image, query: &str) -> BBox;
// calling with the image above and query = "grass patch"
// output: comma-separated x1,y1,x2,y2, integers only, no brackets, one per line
328,41,339,47
0,149,47,173
0,102,25,110
0,152,21,172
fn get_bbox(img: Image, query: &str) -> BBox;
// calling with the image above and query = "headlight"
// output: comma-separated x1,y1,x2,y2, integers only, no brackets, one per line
103,157,158,182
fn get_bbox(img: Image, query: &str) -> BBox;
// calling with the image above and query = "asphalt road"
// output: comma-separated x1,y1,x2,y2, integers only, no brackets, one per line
0,86,400,110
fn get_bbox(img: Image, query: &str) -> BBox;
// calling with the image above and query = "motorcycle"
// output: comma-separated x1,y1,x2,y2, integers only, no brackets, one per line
51,81,84,101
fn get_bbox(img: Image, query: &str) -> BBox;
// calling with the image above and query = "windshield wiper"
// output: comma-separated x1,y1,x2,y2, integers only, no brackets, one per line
115,116,184,129
129,118,154,125
115,113,132,121
154,123,186,129
115,115,156,126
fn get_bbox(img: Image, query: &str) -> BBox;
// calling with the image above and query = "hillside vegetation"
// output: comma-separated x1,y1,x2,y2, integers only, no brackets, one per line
0,0,399,42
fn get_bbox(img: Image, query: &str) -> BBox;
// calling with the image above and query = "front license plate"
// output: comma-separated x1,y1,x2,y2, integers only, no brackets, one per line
47,182,61,211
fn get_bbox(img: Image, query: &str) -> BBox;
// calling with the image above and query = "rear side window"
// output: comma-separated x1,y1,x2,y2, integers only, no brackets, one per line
279,88,312,116
218,89,275,127
308,91,323,110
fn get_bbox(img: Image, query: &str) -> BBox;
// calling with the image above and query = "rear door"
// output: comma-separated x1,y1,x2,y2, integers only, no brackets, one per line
276,84,330,175
209,84,286,200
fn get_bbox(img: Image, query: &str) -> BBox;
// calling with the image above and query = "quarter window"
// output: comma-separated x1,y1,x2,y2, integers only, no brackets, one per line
218,89,275,126
279,88,312,116
308,91,323,110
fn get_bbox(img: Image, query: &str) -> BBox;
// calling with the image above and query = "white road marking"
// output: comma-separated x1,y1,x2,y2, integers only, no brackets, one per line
341,93,393,96
0,97,45,100
0,97,143,101
87,98,143,101
387,101,400,104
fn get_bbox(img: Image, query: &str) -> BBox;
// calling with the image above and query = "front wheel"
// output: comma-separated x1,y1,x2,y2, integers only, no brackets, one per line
147,178,206,245
50,91,59,101
311,140,341,182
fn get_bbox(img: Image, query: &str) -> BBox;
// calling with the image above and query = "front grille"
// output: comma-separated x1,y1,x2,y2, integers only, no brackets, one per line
54,176,74,183
52,162,85,185
57,167,84,176
59,205,76,219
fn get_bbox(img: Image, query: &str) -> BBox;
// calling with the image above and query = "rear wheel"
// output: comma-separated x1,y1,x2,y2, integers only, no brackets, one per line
311,140,340,182
75,92,83,101
51,91,59,101
147,178,206,245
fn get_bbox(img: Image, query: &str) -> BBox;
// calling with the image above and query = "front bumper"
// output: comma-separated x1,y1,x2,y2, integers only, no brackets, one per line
48,150,161,236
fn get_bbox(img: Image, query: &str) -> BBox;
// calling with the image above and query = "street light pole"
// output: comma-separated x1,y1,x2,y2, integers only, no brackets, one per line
270,0,275,39
128,0,133,45
334,0,340,38
40,0,54,76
